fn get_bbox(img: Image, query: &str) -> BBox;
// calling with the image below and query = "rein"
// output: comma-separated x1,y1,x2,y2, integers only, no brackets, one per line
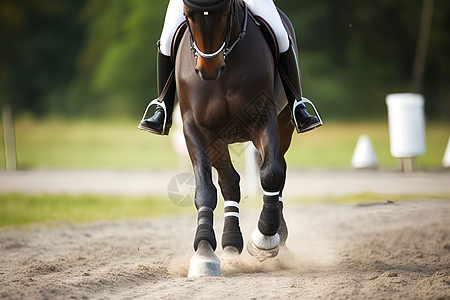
186,1,248,60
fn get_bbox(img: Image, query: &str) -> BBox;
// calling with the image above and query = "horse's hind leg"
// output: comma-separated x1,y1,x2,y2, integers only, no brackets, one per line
248,116,285,261
277,106,295,246
277,158,289,246
210,142,244,255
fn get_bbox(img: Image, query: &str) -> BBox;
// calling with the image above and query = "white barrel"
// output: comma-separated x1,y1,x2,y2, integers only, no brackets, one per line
386,93,426,158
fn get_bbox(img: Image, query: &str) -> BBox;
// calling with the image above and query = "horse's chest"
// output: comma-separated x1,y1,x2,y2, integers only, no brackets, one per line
192,92,273,142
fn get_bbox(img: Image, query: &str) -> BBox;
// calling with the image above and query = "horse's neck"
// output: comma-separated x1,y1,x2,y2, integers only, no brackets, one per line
228,0,245,43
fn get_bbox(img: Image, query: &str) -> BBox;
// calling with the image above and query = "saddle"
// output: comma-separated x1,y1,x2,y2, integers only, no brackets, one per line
170,5,281,64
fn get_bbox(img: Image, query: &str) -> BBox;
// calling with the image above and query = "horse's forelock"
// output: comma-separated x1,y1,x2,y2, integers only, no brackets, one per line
183,0,230,12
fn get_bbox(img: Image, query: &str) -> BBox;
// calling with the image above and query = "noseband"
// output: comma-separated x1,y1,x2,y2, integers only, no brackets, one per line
185,1,248,60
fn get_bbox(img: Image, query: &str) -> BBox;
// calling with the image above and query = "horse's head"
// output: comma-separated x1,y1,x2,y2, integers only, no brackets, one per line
183,0,233,81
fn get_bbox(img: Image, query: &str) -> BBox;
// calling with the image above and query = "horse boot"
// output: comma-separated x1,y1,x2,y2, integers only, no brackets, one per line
277,41,323,133
138,43,176,135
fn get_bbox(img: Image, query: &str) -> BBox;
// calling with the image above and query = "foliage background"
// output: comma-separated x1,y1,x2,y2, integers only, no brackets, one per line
1,0,449,121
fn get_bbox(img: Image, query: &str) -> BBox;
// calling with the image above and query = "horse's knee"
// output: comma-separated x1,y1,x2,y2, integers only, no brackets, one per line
194,181,217,210
260,161,284,193
218,171,240,201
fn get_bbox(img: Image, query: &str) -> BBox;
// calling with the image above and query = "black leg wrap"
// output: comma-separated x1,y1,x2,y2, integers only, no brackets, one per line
221,217,244,253
258,194,280,236
193,208,217,251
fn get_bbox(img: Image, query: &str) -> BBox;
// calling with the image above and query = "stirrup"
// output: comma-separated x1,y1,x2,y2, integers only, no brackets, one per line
292,97,323,133
138,99,168,135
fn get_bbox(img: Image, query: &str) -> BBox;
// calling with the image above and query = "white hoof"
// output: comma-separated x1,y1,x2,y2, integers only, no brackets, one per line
188,241,221,277
188,252,221,277
247,229,280,262
223,246,240,256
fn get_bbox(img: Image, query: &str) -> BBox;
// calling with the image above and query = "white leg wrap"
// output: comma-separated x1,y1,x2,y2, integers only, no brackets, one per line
224,212,240,218
263,190,280,197
224,200,240,219
224,200,239,208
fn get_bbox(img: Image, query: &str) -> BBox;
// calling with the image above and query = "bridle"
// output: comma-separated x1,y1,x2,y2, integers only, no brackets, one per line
185,0,249,61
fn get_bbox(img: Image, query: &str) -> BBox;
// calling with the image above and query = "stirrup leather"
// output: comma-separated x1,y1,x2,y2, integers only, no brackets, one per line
292,97,323,133
139,99,168,135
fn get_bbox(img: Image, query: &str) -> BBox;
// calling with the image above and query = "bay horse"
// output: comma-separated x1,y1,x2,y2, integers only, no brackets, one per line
177,0,296,276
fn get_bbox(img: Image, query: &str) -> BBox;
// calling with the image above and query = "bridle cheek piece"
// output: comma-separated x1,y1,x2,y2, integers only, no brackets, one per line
185,1,248,61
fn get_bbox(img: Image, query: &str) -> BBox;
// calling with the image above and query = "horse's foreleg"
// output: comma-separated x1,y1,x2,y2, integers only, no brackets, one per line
183,123,220,277
248,117,285,261
210,142,243,255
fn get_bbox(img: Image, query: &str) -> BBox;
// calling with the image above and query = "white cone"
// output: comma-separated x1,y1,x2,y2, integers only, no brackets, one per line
443,137,450,168
351,134,378,169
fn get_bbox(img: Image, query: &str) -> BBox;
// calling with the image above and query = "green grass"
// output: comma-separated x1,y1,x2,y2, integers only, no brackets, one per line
0,116,179,170
1,192,448,228
0,116,449,170
291,192,450,206
0,193,188,228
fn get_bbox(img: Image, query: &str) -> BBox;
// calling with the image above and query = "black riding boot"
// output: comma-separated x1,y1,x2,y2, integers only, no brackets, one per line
278,42,322,133
138,44,176,135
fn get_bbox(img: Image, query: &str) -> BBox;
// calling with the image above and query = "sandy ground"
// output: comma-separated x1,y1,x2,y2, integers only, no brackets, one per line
1,169,450,198
1,199,449,299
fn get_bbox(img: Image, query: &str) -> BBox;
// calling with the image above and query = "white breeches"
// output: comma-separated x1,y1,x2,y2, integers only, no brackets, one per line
159,0,290,56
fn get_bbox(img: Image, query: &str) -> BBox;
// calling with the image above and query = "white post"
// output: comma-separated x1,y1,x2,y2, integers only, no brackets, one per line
386,93,426,172
2,105,17,170
245,141,259,197
443,137,450,168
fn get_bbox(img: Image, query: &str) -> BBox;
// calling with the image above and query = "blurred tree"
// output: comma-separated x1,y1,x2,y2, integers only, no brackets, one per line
70,0,166,117
1,0,449,120
0,0,86,115
277,0,450,120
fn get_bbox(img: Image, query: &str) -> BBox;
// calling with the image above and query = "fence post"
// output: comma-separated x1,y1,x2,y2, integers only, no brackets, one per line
245,141,259,197
2,105,17,170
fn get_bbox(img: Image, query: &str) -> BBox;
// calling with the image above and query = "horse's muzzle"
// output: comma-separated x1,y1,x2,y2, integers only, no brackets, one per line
195,57,226,81
195,65,226,81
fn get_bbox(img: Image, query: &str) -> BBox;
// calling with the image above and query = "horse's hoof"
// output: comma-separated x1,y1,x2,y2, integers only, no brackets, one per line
188,252,221,277
247,229,280,262
223,246,240,256
188,241,221,277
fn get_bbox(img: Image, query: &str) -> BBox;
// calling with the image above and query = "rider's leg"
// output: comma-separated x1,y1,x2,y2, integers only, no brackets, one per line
138,43,176,135
138,0,184,135
244,0,322,133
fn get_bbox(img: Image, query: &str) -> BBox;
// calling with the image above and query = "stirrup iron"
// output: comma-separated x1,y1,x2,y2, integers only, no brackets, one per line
138,99,168,135
292,97,323,133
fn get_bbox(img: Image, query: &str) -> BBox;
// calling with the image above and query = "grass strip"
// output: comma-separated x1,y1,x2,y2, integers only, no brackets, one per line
0,193,189,228
1,117,448,169
1,192,448,228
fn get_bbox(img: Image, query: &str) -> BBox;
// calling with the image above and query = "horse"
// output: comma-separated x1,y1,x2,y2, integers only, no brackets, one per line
176,0,296,276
